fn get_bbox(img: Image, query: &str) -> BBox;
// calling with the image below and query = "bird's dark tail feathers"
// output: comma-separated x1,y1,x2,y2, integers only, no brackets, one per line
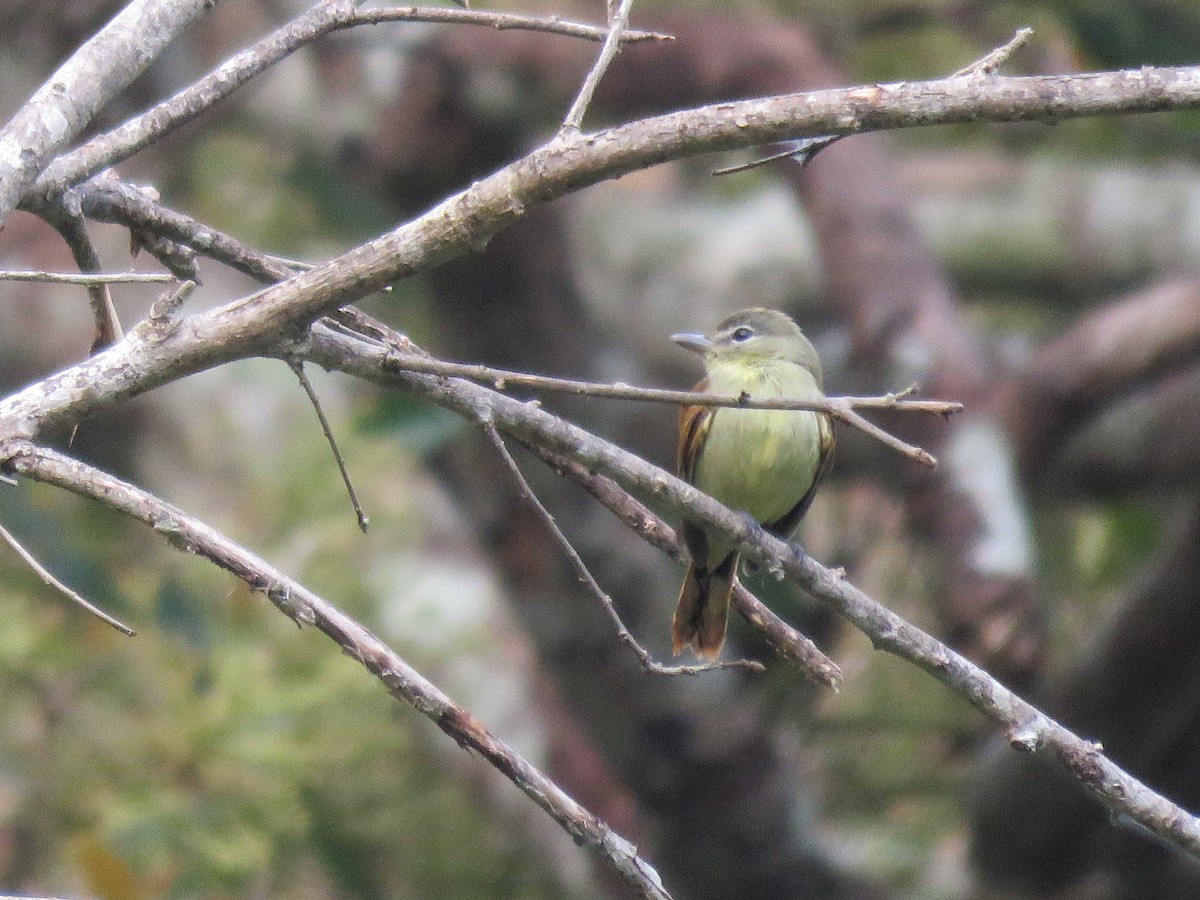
672,553,738,659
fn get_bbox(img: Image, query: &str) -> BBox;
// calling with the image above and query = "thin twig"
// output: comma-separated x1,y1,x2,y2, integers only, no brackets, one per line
954,27,1035,78
0,269,176,285
0,521,135,636
712,134,843,177
4,440,670,900
385,352,959,466
42,209,123,353
30,4,668,198
561,0,636,131
826,399,935,466
351,6,670,42
288,360,369,533
481,421,762,676
522,441,842,687
713,27,1034,178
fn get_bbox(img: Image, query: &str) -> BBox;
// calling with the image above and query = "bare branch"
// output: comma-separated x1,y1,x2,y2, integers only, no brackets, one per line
0,0,216,225
386,351,959,466
28,0,352,198
352,6,670,43
1,440,671,900
0,520,135,636
712,26,1030,178
561,0,636,131
42,208,123,353
300,322,1200,860
953,27,1035,78
4,64,1199,443
78,177,300,283
825,398,937,467
481,420,761,676
288,360,369,533
0,270,176,285
30,2,668,198
521,441,842,688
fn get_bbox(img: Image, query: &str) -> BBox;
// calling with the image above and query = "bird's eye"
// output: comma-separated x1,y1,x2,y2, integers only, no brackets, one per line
731,326,754,343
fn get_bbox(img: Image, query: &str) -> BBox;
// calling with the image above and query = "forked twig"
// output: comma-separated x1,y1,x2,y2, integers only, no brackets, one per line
385,352,960,467
712,27,1035,177
481,420,763,676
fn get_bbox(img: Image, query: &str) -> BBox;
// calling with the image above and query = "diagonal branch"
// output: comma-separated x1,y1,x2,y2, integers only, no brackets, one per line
953,27,1034,78
29,2,670,200
6,64,1200,441
288,359,369,533
78,177,302,283
481,419,761,676
561,0,636,131
520,441,843,688
0,520,135,636
299,321,1200,860
0,440,672,900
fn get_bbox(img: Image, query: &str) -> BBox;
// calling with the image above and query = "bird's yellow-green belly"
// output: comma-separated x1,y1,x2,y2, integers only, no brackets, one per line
692,405,822,528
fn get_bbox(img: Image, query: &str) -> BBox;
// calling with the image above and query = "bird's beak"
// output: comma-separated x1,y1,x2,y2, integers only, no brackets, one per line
671,332,711,354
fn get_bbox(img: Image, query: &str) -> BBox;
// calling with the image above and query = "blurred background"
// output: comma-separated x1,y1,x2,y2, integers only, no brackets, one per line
2,0,1200,897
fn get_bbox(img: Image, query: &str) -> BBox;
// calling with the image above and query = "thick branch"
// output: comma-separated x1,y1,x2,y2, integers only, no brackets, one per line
29,2,669,200
299,322,1200,860
1,441,671,900
0,0,215,226
6,65,1200,437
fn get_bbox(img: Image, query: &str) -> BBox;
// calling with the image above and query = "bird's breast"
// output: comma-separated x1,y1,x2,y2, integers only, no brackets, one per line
692,360,824,528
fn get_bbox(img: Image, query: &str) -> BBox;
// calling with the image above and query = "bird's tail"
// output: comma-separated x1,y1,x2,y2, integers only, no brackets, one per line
672,553,737,659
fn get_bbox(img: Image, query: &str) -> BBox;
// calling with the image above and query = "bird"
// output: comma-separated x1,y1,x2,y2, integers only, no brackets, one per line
671,308,835,659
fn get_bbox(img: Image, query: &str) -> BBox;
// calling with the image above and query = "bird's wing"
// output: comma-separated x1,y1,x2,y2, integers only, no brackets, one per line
676,377,713,483
765,411,836,540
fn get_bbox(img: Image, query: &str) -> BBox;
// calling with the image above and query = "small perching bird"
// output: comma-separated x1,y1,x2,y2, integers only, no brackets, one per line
671,308,835,659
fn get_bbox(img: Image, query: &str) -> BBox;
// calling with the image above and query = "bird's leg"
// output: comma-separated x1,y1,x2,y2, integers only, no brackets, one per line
738,511,767,576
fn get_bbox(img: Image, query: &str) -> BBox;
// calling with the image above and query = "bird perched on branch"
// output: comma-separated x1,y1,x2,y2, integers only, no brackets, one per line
671,308,834,659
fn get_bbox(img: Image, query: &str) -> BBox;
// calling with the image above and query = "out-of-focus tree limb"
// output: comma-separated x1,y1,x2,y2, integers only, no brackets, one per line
1002,277,1200,479
899,154,1200,296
